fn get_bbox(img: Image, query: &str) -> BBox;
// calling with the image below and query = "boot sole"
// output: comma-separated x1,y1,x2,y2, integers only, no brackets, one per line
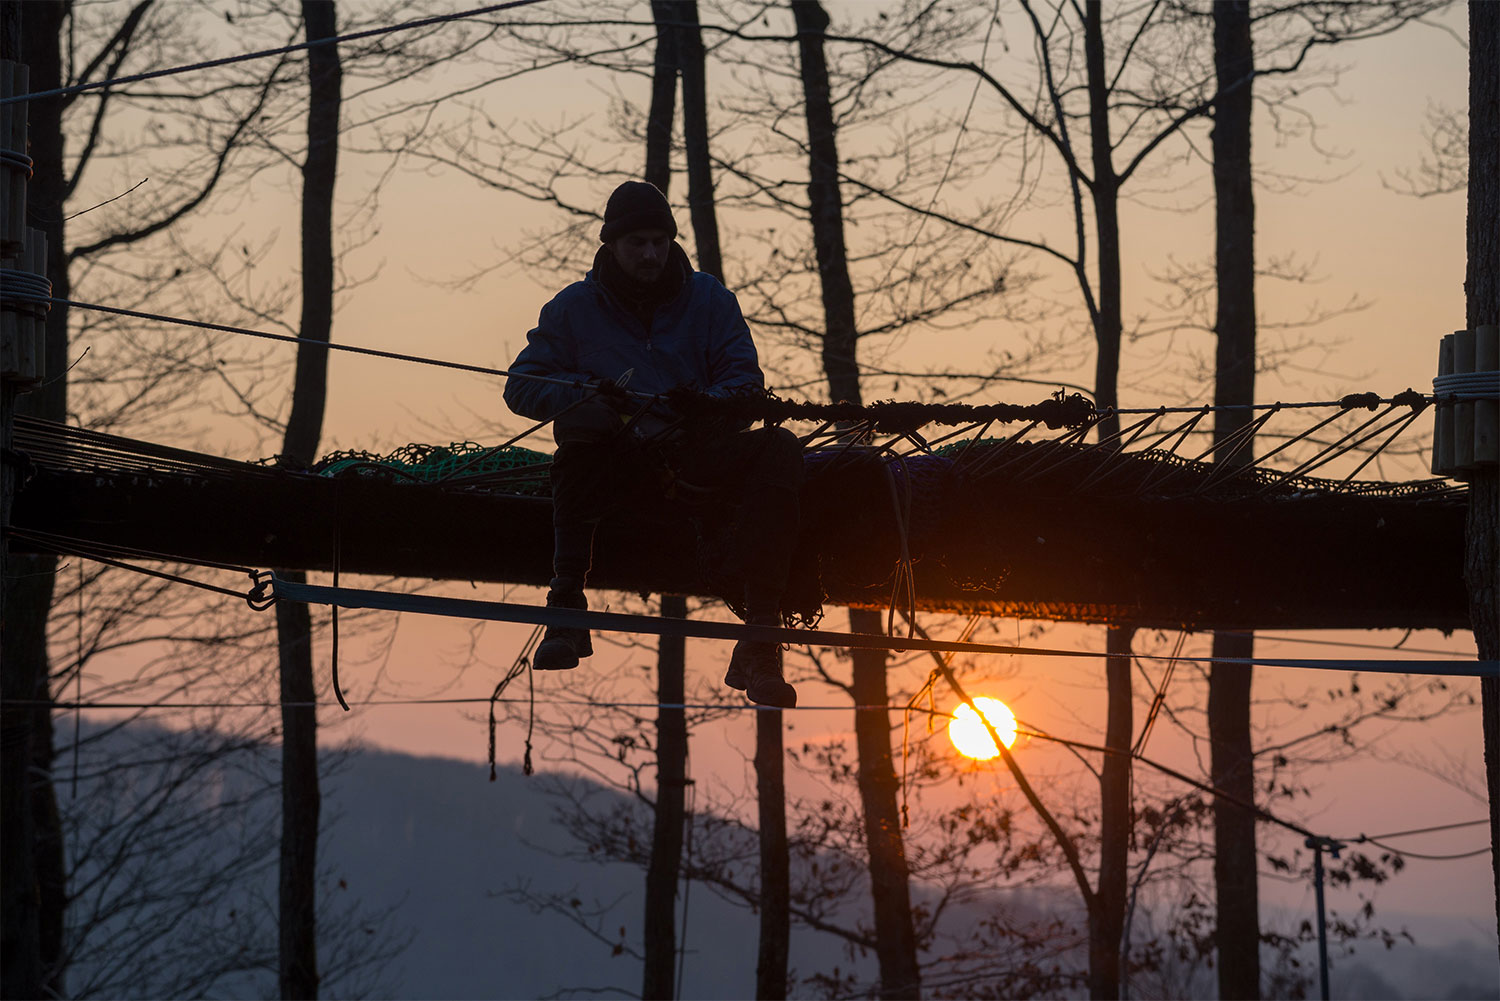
746,680,797,709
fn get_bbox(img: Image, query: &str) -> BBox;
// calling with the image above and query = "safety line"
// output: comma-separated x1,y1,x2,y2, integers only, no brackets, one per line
11,529,254,601
13,696,955,713
1355,818,1489,840
268,574,1500,678
0,0,552,106
1223,632,1475,659
15,528,1490,679
1015,726,1320,841
1354,840,1489,862
26,297,1450,422
1111,390,1433,416
33,295,595,392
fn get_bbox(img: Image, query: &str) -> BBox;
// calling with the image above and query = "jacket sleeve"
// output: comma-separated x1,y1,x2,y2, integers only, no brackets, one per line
702,283,766,398
503,293,592,421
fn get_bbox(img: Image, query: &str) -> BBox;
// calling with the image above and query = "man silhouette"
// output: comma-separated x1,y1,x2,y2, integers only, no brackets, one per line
504,181,803,708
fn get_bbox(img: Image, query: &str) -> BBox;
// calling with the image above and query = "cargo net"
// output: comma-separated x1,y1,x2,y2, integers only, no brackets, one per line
313,441,552,494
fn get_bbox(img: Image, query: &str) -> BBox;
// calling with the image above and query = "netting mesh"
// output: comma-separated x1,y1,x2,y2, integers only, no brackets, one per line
313,441,552,493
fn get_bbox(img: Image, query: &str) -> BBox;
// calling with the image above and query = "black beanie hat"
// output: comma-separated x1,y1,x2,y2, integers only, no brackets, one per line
599,181,677,243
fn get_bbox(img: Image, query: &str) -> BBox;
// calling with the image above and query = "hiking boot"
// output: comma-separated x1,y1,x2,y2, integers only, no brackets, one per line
533,583,593,671
726,639,797,708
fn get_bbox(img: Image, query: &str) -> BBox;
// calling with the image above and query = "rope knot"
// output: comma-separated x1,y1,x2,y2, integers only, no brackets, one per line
1388,388,1428,412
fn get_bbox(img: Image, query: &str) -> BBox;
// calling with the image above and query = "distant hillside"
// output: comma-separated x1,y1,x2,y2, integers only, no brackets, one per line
57,722,1499,999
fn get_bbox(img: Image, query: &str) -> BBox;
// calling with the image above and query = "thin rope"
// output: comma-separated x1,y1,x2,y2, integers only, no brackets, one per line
1355,839,1489,861
31,295,1444,441
28,688,1499,855
1354,818,1489,840
24,696,959,712
489,625,542,780
10,529,255,601
37,296,602,393
270,575,1500,678
1131,631,1184,759
1014,725,1321,841
12,532,1491,678
0,0,552,106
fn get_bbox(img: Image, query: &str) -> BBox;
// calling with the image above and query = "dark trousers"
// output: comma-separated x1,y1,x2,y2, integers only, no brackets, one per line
549,424,803,618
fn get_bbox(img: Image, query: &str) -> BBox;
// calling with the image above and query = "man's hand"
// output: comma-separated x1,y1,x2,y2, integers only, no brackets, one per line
555,393,631,444
591,368,634,409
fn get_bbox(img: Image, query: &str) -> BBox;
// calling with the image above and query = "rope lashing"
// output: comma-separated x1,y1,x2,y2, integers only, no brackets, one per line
0,269,53,306
0,148,34,179
666,386,1096,431
262,574,1500,678
1433,370,1500,401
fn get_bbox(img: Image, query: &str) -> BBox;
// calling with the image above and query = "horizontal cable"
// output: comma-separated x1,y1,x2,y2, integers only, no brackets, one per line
1110,390,1432,417
11,696,949,713
1228,632,1475,659
270,574,1500,678
17,529,1491,678
0,0,551,106
37,295,595,392
1355,818,1489,840
43,296,1445,434
1355,838,1489,861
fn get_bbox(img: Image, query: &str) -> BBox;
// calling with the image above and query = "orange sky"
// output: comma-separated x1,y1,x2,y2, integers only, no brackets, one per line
66,0,1492,937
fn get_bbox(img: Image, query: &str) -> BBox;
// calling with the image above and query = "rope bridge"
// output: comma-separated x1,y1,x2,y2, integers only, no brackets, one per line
7,389,1468,630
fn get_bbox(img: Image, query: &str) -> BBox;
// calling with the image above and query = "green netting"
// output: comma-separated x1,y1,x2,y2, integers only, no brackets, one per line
313,441,552,492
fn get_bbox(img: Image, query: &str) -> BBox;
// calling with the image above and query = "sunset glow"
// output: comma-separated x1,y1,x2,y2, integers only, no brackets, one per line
948,697,1018,760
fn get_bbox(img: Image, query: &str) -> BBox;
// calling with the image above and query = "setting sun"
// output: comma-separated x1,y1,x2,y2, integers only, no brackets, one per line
947,697,1018,760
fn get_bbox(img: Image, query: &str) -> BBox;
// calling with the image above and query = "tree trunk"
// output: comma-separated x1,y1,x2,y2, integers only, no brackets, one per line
1083,1,1121,442
1089,628,1132,1000
643,599,687,1000
755,710,790,1000
645,1,678,189
1464,0,1500,955
3,6,68,996
1083,8,1131,997
1209,4,1262,996
676,1,721,281
849,616,922,999
639,15,687,998
277,5,340,997
792,3,920,995
668,5,792,991
791,0,860,405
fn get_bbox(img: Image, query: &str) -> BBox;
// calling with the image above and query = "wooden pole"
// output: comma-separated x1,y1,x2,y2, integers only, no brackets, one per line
0,57,46,1001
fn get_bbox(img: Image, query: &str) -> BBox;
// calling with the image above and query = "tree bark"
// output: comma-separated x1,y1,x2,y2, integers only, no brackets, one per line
1083,1,1121,443
639,15,687,998
676,1,721,282
645,1,678,190
643,599,687,1000
277,4,340,997
792,4,920,995
1464,0,1500,956
791,0,860,405
1089,628,1132,1000
1082,8,1132,997
3,6,68,997
1209,5,1262,997
755,710,790,1001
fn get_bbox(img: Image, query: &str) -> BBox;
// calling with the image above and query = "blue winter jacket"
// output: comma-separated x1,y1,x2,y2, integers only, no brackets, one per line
503,260,765,421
